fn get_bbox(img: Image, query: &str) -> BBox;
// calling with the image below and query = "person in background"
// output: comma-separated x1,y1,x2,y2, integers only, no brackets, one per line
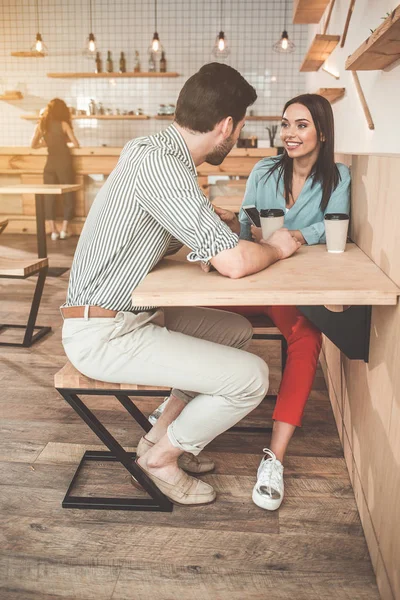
31,98,80,240
149,93,350,512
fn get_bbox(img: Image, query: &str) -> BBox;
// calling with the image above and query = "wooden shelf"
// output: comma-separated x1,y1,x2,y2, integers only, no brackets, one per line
345,6,400,70
20,114,150,121
316,88,345,103
300,34,341,72
47,72,179,78
293,0,331,24
11,51,45,58
0,91,23,101
246,116,282,121
154,115,282,121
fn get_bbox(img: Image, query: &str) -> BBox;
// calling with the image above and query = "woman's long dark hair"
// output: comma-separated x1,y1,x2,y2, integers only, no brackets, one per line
39,98,73,136
266,94,340,211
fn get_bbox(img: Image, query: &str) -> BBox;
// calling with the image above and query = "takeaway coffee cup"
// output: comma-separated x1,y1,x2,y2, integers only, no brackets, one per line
324,213,349,253
260,208,285,240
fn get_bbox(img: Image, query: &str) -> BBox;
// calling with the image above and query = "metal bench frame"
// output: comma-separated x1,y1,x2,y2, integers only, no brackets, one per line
0,264,51,347
56,386,173,512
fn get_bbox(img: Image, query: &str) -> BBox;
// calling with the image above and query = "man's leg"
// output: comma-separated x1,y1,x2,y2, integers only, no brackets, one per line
62,308,268,503
146,306,254,446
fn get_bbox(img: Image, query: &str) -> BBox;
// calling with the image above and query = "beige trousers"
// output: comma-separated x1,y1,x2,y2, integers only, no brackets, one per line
62,307,269,455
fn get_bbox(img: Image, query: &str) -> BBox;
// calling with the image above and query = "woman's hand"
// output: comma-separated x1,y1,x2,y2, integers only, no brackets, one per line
290,230,306,244
250,225,263,243
214,206,240,235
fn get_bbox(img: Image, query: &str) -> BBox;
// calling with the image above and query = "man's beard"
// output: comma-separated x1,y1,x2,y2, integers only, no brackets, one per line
205,134,236,166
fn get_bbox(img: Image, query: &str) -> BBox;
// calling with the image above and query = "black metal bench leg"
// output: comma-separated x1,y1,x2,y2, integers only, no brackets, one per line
0,267,51,347
115,394,152,433
22,266,51,346
57,389,172,512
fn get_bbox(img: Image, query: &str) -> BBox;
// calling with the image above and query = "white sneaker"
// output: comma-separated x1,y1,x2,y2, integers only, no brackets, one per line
252,448,284,511
148,397,170,425
50,232,59,241
59,230,70,240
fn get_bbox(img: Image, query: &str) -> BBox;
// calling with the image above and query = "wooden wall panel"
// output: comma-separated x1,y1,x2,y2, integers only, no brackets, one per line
322,154,400,600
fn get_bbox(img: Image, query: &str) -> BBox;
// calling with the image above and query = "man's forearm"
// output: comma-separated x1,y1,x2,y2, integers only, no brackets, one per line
211,239,280,279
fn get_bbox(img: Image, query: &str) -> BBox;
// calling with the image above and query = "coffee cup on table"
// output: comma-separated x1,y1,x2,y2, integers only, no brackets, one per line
324,213,349,253
260,208,285,240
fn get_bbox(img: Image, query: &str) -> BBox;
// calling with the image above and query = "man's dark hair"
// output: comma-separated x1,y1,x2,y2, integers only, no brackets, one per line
175,63,257,133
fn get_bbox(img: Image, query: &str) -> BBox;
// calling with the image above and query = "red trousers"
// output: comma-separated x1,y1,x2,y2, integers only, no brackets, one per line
225,306,322,427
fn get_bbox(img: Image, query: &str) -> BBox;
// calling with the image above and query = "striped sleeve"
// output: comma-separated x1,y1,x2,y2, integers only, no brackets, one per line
135,150,239,262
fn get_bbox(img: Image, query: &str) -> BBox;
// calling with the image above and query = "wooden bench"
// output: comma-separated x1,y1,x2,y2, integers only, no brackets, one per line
0,257,51,347
54,314,286,512
55,361,173,512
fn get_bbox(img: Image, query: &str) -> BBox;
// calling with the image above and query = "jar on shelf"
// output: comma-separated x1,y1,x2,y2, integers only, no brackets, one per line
157,104,166,115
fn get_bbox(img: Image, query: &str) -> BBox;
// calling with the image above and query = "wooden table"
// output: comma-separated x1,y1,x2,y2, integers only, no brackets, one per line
0,184,81,259
212,195,243,213
132,244,400,361
0,184,81,277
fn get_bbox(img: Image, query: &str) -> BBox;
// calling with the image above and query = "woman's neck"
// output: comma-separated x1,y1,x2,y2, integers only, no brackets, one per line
292,148,319,180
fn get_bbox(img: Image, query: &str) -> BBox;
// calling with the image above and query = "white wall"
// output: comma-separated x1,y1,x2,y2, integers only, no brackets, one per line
0,0,309,147
306,0,400,155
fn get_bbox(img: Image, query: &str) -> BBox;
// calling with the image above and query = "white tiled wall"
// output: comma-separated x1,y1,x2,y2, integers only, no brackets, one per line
0,0,308,147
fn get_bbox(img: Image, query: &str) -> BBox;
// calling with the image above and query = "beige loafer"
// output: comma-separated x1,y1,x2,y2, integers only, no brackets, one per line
133,460,216,506
136,436,215,474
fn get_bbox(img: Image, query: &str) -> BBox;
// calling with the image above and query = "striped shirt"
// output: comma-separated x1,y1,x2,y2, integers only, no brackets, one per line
64,124,239,312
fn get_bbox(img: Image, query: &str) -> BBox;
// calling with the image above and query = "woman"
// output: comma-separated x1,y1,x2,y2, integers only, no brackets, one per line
216,93,350,511
31,98,80,240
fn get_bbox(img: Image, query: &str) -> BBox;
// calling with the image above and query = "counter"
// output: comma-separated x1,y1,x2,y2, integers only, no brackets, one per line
0,146,277,234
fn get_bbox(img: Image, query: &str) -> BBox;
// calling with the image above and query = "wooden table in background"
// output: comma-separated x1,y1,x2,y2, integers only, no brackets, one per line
211,195,244,213
132,244,400,362
0,184,82,276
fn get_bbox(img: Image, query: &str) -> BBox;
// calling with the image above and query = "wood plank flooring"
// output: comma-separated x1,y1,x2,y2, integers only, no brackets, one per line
0,234,380,600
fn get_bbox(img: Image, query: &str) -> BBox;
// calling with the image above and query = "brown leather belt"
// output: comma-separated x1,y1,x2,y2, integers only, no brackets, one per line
61,306,119,319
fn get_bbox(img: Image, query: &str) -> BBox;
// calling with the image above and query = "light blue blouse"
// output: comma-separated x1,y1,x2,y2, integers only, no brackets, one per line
239,156,351,245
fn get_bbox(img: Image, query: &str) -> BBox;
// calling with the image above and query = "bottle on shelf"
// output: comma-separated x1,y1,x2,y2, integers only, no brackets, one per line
119,51,126,73
95,51,102,73
148,51,156,72
159,51,167,73
106,50,113,73
133,50,141,73
88,99,97,115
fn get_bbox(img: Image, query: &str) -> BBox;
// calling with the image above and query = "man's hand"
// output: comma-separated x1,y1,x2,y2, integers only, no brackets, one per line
200,261,211,273
261,227,301,259
213,206,240,235
250,225,263,243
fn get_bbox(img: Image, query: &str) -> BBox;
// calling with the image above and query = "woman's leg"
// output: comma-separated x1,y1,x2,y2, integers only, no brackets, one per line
43,167,58,232
264,305,322,462
56,162,75,230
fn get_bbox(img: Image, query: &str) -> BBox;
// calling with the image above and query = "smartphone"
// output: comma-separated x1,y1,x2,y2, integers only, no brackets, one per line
242,205,261,228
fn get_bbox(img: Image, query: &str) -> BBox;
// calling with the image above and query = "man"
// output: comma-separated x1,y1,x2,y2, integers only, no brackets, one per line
61,63,300,506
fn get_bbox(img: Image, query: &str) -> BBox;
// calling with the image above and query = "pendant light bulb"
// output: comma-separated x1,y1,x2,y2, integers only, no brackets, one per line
152,33,160,53
149,0,163,56
273,30,295,54
35,34,43,52
88,33,96,53
31,32,48,55
273,0,295,54
213,31,230,58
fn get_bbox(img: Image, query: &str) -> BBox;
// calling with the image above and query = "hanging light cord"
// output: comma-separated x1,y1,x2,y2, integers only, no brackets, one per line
89,0,93,32
220,0,223,30
35,0,40,32
155,0,158,31
284,0,287,29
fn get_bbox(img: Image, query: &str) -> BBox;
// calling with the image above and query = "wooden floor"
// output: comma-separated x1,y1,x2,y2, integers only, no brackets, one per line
0,234,380,600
